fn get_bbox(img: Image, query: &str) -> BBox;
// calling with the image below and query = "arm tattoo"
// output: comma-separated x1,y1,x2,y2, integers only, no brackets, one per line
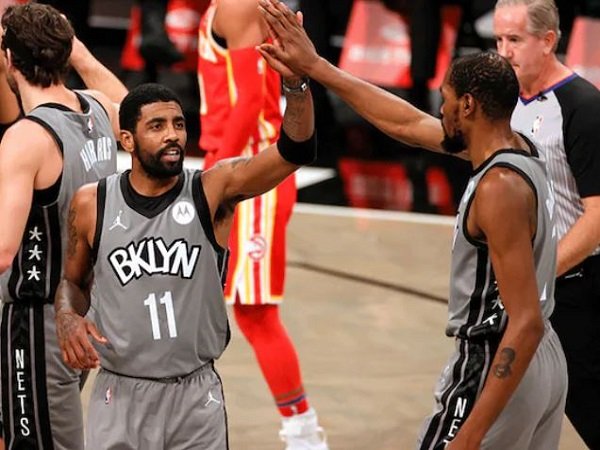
67,206,78,258
228,157,251,169
492,347,516,379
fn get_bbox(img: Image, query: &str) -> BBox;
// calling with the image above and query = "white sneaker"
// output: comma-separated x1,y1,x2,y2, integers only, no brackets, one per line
279,408,329,450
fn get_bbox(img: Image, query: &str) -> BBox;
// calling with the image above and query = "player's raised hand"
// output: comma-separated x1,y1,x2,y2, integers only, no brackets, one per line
56,309,107,370
257,0,319,77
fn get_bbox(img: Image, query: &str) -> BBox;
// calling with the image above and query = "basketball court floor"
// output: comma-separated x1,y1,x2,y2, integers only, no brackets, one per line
81,201,586,449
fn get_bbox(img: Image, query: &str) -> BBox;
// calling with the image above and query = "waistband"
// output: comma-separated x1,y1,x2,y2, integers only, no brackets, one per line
101,360,214,384
557,253,600,281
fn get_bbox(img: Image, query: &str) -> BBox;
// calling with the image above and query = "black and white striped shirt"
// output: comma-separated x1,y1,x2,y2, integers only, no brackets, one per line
511,74,600,256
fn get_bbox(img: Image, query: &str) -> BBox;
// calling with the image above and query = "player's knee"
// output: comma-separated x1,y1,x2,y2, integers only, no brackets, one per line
234,304,283,342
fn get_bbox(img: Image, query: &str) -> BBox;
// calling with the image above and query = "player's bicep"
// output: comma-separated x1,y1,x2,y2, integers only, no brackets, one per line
0,130,39,265
475,170,540,314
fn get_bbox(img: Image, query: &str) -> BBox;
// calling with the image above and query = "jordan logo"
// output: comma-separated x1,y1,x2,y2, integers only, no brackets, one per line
204,390,221,407
109,210,128,231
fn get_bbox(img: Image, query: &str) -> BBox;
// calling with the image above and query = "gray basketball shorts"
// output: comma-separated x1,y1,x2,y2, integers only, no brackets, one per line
86,362,228,450
0,302,85,450
417,321,567,450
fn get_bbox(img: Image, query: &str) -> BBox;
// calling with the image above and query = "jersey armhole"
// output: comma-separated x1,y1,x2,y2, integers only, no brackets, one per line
464,163,539,246
192,170,226,255
91,179,107,264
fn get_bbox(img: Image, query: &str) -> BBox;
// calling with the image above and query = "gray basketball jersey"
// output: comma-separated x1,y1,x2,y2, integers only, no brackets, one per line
0,91,116,304
447,149,557,339
91,169,230,378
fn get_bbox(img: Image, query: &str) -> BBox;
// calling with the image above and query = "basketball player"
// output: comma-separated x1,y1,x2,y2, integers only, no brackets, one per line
259,1,567,448
197,1,327,447
0,4,121,448
54,80,315,449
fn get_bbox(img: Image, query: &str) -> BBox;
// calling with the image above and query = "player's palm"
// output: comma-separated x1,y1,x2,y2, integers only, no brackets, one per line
258,1,319,77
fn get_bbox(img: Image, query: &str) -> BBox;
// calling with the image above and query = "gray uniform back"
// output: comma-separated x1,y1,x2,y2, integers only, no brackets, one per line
91,169,230,378
0,91,116,303
447,150,557,339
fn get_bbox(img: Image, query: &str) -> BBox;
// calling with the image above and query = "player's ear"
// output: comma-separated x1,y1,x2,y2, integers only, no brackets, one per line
462,93,475,117
119,130,134,154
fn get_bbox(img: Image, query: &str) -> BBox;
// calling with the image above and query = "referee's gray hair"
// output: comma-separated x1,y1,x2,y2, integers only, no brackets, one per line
496,0,562,50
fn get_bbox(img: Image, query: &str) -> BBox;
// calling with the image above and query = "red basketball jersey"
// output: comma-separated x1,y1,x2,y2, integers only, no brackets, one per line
197,1,282,153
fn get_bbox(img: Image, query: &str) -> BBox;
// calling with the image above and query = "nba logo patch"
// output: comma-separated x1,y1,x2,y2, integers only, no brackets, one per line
105,387,112,405
86,116,94,135
532,115,543,136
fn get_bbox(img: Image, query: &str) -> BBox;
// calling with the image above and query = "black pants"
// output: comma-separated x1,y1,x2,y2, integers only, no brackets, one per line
550,255,600,450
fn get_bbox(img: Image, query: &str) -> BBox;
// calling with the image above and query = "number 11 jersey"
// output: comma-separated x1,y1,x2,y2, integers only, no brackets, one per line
90,169,230,378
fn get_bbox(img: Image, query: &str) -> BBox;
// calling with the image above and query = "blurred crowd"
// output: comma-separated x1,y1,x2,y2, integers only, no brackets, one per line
6,0,600,213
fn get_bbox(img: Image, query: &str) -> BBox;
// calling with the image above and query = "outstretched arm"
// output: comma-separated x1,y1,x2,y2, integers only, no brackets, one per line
54,183,107,370
257,0,445,153
448,168,545,449
202,72,314,245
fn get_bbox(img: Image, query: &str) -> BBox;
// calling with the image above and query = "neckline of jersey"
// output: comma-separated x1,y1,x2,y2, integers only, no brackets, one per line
519,73,578,105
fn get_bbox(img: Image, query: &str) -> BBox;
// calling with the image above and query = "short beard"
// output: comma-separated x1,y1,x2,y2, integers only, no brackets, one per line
134,142,185,179
441,129,467,154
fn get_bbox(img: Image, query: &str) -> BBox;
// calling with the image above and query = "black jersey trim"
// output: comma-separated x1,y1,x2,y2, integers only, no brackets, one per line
76,90,109,119
46,203,62,303
120,170,185,218
24,115,64,155
463,158,539,248
457,247,489,338
34,91,91,114
92,179,107,264
471,149,533,178
192,170,227,254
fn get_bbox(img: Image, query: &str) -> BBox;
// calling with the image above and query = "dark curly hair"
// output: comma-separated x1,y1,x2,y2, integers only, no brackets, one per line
448,52,519,121
119,83,184,133
1,3,74,88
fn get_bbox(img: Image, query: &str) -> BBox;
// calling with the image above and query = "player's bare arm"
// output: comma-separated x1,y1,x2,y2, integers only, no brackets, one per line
557,196,600,277
448,168,544,449
202,80,314,245
257,0,445,153
70,36,126,136
0,121,55,273
54,183,107,370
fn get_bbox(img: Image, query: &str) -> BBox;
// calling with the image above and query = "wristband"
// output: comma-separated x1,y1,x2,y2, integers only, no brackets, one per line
277,127,317,165
282,77,310,95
